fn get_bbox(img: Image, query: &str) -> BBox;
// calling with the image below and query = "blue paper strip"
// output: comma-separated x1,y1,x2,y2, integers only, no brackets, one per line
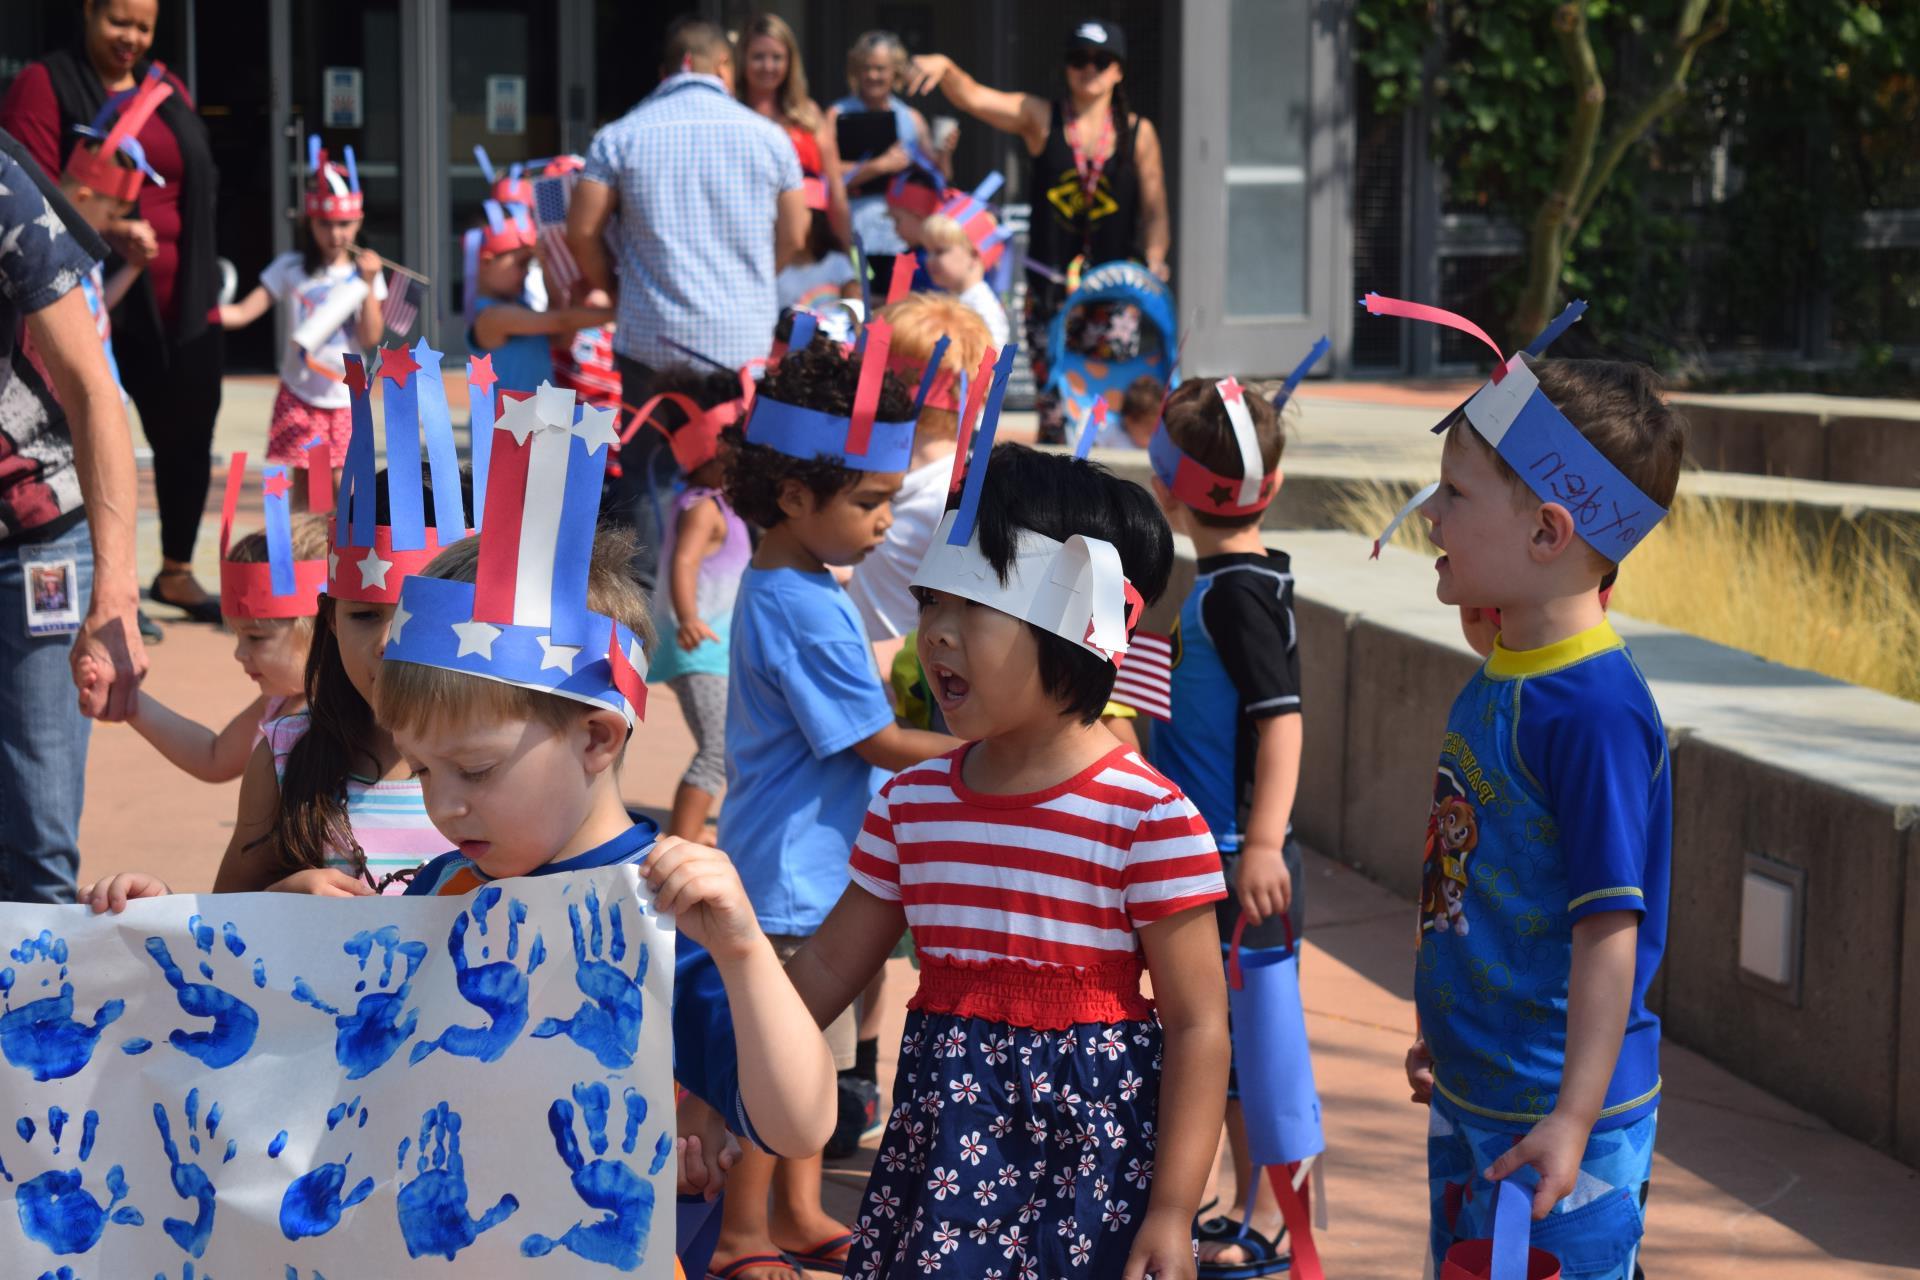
1489,1178,1533,1280
343,145,360,195
911,335,951,414
411,343,466,544
850,231,871,313
263,466,296,597
786,310,818,355
947,343,1018,546
1277,335,1331,406
382,357,427,552
468,365,495,522
547,425,606,647
744,397,915,474
340,356,378,546
1522,299,1588,357
1496,388,1667,562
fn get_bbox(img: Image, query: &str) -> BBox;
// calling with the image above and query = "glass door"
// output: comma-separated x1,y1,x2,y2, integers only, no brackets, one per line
284,1,404,277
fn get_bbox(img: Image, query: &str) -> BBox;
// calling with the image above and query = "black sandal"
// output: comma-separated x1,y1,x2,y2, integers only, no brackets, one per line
149,569,222,624
1197,1220,1290,1279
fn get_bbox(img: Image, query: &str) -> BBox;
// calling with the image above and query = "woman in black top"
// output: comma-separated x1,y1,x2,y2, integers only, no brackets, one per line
908,20,1170,441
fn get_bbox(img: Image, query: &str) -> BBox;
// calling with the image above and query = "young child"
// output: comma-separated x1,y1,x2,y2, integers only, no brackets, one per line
1367,298,1682,1280
219,137,386,467
846,291,991,655
1121,375,1167,448
1146,376,1308,1272
710,326,960,1277
776,189,861,314
783,435,1230,1277
631,365,753,841
919,208,1011,348
467,199,613,393
126,511,328,781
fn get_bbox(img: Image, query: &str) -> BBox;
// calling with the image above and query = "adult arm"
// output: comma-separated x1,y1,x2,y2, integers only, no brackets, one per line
904,54,1051,155
905,106,949,180
564,176,617,297
1134,117,1172,280
210,740,288,892
471,301,613,349
850,721,960,772
28,286,147,719
127,693,270,784
0,65,67,179
773,187,809,272
814,113,853,247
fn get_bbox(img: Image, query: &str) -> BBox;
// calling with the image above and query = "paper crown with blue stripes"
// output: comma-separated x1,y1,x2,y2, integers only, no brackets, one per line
384,381,649,723
1359,295,1667,563
330,341,478,605
744,314,921,473
305,134,362,220
219,444,332,621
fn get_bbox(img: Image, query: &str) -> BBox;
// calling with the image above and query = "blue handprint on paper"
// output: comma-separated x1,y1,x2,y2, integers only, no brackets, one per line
145,917,266,1069
276,1098,374,1240
0,930,124,1081
11,1107,144,1254
394,1101,520,1259
291,926,428,1080
153,1087,236,1258
520,1082,671,1271
409,887,545,1066
532,886,649,1069
38,1267,78,1280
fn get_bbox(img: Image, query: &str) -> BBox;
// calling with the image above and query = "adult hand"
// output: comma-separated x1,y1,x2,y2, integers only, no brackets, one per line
70,589,147,722
865,142,911,177
904,54,952,97
1148,258,1172,283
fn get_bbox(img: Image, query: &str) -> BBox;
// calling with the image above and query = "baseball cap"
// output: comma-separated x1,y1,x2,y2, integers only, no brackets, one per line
1066,20,1126,63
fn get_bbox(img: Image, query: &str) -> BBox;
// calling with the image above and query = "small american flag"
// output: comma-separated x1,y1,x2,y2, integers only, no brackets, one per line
380,270,422,336
1110,631,1173,721
531,172,581,300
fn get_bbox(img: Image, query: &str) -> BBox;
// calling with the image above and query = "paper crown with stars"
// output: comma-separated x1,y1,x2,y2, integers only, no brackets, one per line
383,379,649,724
934,172,1015,272
743,313,920,473
66,64,174,203
329,342,478,605
304,134,363,220
477,198,537,259
1359,294,1667,563
909,340,1142,664
219,444,333,620
618,366,756,475
1147,338,1328,519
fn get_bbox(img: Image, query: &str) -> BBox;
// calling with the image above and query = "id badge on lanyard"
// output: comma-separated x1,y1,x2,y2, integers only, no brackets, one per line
20,544,82,636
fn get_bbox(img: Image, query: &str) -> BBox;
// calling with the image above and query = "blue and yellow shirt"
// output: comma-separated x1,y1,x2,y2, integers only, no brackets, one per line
1413,619,1670,1132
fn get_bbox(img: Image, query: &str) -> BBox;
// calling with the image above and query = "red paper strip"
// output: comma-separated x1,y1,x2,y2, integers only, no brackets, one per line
219,452,246,557
845,318,892,459
885,255,915,307
302,437,334,514
1361,293,1506,377
948,348,997,496
470,426,532,624
607,625,648,722
1267,1163,1325,1280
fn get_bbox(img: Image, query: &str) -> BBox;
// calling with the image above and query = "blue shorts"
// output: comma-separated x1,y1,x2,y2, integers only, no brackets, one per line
1427,1094,1656,1280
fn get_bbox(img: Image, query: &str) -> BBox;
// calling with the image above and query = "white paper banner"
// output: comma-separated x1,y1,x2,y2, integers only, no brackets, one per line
0,866,675,1277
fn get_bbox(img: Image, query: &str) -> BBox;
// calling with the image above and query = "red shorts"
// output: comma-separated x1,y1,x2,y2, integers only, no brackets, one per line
266,384,353,465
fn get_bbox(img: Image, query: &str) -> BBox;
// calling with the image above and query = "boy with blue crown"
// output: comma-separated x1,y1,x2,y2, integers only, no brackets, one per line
1362,295,1685,1280
374,373,838,1259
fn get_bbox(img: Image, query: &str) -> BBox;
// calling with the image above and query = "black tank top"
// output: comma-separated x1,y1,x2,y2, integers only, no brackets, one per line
1026,97,1141,272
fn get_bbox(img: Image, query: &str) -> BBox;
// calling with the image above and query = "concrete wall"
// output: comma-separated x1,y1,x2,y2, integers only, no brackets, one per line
1674,394,1920,490
1213,530,1920,1165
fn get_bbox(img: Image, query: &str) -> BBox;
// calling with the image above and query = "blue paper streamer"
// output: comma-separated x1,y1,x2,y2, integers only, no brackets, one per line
263,466,296,596
343,145,360,195
786,310,818,354
911,336,952,415
411,342,466,544
1489,1178,1533,1280
1276,335,1331,407
468,363,495,521
548,425,607,647
382,356,427,552
307,134,321,174
1522,299,1588,357
339,356,379,547
947,343,1019,546
473,144,496,184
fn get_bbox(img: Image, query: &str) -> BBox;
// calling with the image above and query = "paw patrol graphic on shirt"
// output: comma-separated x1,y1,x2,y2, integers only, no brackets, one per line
1421,765,1479,938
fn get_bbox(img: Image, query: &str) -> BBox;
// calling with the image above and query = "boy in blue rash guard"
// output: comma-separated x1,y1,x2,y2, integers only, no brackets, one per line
1147,376,1306,1271
1403,358,1685,1280
377,525,836,1172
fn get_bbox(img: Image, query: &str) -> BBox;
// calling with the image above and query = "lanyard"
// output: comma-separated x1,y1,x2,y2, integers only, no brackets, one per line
1066,102,1114,209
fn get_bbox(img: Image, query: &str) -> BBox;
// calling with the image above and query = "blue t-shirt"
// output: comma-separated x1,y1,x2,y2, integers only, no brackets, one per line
468,294,554,393
717,566,895,935
405,818,763,1148
1413,619,1670,1132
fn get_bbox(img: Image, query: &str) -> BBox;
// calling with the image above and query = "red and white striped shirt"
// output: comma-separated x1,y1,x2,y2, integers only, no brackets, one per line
849,746,1225,968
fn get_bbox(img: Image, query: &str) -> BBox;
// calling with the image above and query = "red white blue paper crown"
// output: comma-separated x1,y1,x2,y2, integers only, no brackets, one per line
883,142,948,217
331,341,476,605
618,367,756,475
909,341,1144,663
1360,294,1666,563
1144,337,1329,518
935,172,1015,272
478,199,537,259
384,381,649,723
743,315,920,473
474,145,533,207
219,444,333,620
304,134,363,220
66,65,174,202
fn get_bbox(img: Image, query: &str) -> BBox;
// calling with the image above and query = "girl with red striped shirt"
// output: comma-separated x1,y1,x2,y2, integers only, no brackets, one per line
786,444,1231,1279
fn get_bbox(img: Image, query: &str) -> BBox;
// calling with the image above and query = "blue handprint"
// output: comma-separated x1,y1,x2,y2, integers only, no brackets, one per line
11,1106,144,1254
144,917,266,1070
409,887,544,1066
39,1267,78,1280
394,1101,520,1259
0,930,124,1081
155,1266,209,1280
291,926,428,1079
275,1098,374,1240
520,1082,671,1271
154,1088,236,1258
532,886,649,1069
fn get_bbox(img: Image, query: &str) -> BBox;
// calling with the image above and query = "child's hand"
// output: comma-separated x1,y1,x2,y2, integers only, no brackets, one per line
1235,842,1292,926
1121,1204,1199,1280
1405,1037,1434,1103
643,836,764,964
676,618,718,652
79,871,172,913
267,868,376,897
110,219,158,267
676,1092,741,1199
356,247,382,281
1485,1109,1592,1219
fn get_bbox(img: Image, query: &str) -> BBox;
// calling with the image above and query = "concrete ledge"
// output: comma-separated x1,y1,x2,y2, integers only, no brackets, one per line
1166,528,1920,1164
1671,392,1920,490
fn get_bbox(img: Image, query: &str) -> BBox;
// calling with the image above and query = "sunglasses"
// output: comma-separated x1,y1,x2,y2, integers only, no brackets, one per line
1066,50,1117,71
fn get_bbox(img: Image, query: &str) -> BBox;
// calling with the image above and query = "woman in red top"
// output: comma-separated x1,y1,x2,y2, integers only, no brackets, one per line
736,12,851,248
2,0,226,622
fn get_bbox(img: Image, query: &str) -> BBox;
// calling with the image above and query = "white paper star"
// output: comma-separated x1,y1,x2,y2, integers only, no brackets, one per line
328,550,340,582
534,381,577,432
572,404,620,454
356,548,393,589
536,634,580,673
452,619,502,659
389,598,412,644
496,393,544,446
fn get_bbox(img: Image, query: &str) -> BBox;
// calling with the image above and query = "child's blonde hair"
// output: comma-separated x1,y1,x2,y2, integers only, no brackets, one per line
879,292,991,444
224,513,331,633
918,213,974,256
377,524,655,737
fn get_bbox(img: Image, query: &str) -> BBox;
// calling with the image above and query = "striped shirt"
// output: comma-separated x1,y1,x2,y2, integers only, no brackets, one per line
849,746,1225,968
584,73,802,369
263,712,446,892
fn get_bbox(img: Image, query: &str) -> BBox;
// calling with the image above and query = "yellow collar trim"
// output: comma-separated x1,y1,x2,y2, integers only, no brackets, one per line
1486,618,1622,679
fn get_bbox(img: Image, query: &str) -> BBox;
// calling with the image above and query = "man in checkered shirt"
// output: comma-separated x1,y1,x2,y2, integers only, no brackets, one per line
568,16,807,591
